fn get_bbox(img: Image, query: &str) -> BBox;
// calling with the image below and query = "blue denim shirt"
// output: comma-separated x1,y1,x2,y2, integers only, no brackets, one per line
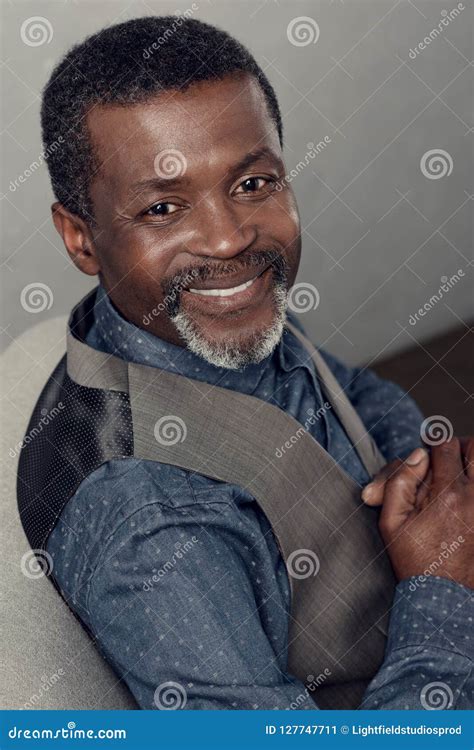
47,285,473,710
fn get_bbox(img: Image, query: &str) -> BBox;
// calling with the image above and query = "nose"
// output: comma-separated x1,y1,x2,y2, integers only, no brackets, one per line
184,196,258,261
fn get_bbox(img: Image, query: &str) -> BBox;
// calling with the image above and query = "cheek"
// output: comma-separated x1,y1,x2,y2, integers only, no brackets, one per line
281,190,301,234
269,188,300,238
100,225,179,284
276,195,301,270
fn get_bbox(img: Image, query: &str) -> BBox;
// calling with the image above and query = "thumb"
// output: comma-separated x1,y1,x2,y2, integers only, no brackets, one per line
361,458,403,506
379,449,430,539
362,448,426,506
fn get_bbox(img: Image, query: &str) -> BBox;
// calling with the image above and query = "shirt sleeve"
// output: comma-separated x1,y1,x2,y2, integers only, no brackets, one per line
360,576,473,709
48,454,472,711
85,498,472,711
84,501,317,710
318,347,425,462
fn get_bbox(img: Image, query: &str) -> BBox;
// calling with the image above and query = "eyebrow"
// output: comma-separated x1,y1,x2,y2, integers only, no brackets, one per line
231,146,282,175
127,146,281,200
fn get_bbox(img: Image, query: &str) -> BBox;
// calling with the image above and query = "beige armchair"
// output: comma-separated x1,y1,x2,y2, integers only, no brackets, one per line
1,317,135,710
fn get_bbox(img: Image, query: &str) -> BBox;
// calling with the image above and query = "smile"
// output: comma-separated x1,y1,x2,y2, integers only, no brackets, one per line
188,275,258,297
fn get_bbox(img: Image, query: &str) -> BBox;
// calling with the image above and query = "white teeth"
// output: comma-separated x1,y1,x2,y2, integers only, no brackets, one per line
188,276,257,297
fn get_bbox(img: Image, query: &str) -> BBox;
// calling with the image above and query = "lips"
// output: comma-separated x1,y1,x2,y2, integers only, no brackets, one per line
188,274,259,298
185,260,273,294
181,264,275,314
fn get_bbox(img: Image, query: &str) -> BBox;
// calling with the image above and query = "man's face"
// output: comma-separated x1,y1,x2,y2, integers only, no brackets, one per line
84,73,301,368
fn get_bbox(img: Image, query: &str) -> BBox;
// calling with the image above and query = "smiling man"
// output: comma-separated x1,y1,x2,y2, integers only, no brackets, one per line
17,16,473,711
53,72,296,369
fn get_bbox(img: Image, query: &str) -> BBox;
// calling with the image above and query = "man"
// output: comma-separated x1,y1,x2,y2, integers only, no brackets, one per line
17,17,472,710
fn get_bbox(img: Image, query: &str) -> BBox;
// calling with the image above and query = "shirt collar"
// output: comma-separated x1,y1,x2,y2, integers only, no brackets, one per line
89,284,315,393
89,285,262,394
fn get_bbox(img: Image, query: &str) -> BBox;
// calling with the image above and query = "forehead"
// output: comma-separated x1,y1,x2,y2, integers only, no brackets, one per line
86,74,280,192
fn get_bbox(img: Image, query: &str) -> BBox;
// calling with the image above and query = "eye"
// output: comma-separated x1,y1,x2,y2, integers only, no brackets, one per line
143,202,183,219
234,176,276,195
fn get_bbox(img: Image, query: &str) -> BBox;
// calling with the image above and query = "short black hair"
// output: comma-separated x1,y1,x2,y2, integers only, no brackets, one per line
41,15,283,223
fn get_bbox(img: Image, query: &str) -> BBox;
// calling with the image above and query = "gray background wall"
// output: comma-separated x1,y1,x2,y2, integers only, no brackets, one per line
1,0,472,365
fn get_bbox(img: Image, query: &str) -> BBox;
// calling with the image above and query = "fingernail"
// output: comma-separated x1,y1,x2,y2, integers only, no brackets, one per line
361,484,375,501
406,448,427,465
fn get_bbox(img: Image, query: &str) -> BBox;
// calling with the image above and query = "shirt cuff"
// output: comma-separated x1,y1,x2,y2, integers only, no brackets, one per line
388,576,473,660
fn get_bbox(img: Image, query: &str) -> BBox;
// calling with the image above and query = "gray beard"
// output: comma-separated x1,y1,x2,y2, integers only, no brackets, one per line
170,281,288,370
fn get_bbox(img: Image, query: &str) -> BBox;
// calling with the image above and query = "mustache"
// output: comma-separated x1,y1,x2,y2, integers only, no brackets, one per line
161,250,289,316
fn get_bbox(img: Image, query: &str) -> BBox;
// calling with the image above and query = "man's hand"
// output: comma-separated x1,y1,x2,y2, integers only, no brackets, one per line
362,438,474,588
361,448,431,505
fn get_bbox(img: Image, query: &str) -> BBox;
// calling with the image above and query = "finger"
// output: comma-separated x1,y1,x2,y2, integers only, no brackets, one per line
430,438,463,489
459,437,474,480
379,452,431,537
362,450,426,506
361,459,403,505
416,468,432,508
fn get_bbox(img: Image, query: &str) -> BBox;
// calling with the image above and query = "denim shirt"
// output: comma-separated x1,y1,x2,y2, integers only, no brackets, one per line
47,285,473,710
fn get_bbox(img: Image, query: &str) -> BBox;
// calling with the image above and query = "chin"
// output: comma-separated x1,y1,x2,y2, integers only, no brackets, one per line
171,284,288,370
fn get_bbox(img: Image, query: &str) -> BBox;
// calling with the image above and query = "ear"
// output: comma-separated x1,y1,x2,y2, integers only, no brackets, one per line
51,202,101,276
